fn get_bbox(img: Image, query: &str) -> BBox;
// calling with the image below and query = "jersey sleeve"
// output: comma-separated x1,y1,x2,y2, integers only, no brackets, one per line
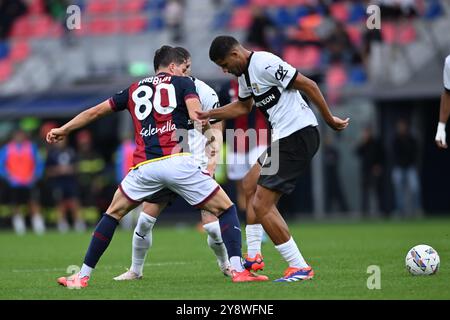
259,54,298,90
444,55,450,91
179,77,199,102
238,76,252,101
195,80,221,124
109,87,130,112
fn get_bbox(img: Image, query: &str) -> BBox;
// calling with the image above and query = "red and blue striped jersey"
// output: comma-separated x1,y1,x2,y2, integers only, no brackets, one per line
108,72,199,166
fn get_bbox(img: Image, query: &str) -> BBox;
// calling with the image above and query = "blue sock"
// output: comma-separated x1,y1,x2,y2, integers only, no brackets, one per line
83,213,119,268
218,204,242,259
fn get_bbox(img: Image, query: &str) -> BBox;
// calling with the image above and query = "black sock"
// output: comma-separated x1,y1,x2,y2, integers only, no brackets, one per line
83,214,119,268
218,204,242,258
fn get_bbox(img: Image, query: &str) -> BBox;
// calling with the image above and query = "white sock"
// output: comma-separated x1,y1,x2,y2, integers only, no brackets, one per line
31,214,45,235
12,214,26,235
203,221,229,266
275,237,309,268
80,263,93,278
246,224,263,258
230,256,244,272
131,212,156,276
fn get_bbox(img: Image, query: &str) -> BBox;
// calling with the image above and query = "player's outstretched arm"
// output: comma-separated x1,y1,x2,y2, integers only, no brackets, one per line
291,73,349,131
46,100,113,144
197,98,253,122
435,90,450,149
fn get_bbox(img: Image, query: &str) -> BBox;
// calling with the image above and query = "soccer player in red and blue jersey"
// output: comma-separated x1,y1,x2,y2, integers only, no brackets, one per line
47,46,268,288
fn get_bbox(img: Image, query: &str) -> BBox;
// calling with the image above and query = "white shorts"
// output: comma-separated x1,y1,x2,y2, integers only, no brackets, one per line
120,154,220,208
226,145,267,181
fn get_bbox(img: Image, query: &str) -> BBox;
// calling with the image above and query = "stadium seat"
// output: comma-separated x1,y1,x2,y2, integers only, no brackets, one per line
424,0,444,20
88,18,121,35
229,6,252,30
326,63,348,88
330,2,349,23
345,24,362,47
121,0,147,13
86,0,120,14
9,16,33,38
348,65,367,84
0,59,13,82
9,40,30,62
147,16,165,31
121,16,147,34
0,42,9,60
28,0,46,14
31,15,62,38
381,22,396,44
397,23,416,45
212,10,231,30
272,7,296,27
232,0,249,7
283,45,321,70
348,2,367,23
250,0,272,7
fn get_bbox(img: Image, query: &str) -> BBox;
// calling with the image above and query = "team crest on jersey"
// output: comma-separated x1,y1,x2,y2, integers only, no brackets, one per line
251,83,260,94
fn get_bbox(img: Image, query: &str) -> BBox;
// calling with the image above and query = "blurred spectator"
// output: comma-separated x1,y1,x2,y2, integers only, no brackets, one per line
76,130,105,214
245,6,276,52
46,139,85,232
0,129,45,235
391,119,422,217
0,0,27,39
165,0,185,43
323,133,349,213
323,21,355,65
355,126,387,217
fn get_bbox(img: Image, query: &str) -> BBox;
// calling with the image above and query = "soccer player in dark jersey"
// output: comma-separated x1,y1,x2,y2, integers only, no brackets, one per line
198,36,349,282
47,46,268,288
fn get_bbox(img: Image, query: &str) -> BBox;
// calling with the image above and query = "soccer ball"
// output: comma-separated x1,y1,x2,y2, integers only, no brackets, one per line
405,244,440,276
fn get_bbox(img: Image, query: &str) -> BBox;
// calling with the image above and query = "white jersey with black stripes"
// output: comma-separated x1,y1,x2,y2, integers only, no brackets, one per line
188,77,221,169
238,51,318,141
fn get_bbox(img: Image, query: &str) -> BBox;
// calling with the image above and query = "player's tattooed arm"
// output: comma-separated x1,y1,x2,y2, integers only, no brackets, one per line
290,72,349,131
46,100,113,143
196,98,253,121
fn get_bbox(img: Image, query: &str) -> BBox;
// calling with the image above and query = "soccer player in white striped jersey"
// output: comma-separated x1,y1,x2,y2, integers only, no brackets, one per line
435,54,450,149
199,36,349,282
113,47,232,281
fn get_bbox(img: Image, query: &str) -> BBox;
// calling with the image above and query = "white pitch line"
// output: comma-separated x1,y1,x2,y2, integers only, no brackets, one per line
12,261,190,273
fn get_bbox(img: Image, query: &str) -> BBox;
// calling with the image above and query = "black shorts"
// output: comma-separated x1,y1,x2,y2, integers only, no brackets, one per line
8,186,39,205
257,126,320,195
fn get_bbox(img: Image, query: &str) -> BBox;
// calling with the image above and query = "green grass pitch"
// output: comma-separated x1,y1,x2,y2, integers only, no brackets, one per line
0,218,449,300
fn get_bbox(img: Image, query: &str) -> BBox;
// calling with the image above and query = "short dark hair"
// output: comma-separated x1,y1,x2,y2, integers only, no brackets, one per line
174,46,191,61
153,45,186,72
209,35,239,62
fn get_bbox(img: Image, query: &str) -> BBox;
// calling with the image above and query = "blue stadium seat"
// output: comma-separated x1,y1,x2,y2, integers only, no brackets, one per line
147,16,165,31
271,7,296,27
147,0,166,11
0,42,9,60
348,65,367,84
232,0,249,7
212,10,231,30
293,6,310,21
424,0,444,20
348,3,367,23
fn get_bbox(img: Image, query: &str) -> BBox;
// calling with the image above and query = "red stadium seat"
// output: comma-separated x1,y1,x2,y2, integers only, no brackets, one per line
121,16,147,34
250,0,272,7
330,2,349,23
86,0,120,14
88,18,121,35
381,22,396,44
31,15,60,38
0,59,13,82
28,0,46,14
121,0,146,13
229,7,252,30
9,40,31,62
397,23,416,45
346,24,362,47
283,45,321,70
326,64,348,88
9,16,34,38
